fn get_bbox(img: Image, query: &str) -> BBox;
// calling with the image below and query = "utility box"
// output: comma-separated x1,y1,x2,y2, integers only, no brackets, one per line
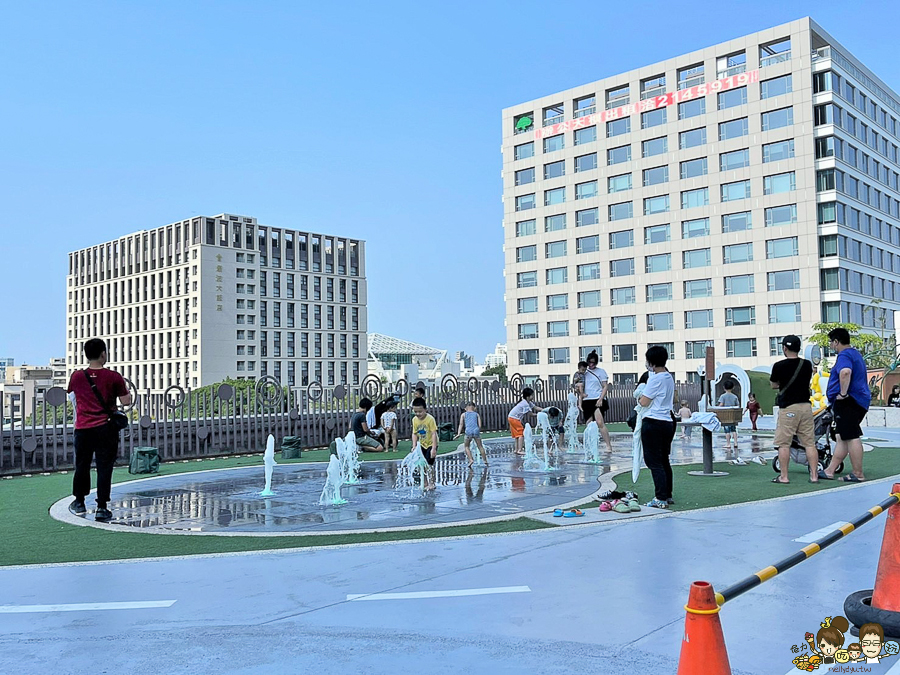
129,446,160,474
281,436,303,459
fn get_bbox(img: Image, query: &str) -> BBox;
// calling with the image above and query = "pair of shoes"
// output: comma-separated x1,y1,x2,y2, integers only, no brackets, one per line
626,499,641,512
817,469,834,480
751,456,767,466
612,500,631,514
94,507,113,522
599,501,613,512
68,499,87,515
842,473,862,483
553,509,564,517
563,509,584,518
645,498,668,509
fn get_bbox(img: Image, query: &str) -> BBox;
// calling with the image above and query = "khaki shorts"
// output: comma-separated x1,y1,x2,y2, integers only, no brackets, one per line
357,435,381,450
774,403,815,448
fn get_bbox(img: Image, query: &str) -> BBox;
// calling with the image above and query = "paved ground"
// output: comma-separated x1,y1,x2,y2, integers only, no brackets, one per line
5,474,898,675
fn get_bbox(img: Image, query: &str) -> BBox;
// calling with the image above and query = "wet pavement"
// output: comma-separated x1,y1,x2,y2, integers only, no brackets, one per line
56,432,777,534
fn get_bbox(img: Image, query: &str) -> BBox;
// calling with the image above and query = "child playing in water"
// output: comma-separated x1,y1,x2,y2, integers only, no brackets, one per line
411,397,438,490
678,400,692,440
508,387,544,455
455,401,489,466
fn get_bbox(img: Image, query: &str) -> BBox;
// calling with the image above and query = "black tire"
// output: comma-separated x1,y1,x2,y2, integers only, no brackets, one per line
835,461,845,475
844,589,900,639
772,457,781,473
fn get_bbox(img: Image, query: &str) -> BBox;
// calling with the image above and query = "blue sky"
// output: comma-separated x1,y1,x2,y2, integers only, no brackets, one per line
2,0,899,366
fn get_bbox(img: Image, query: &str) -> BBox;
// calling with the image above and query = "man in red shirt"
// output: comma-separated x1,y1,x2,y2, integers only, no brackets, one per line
66,338,132,522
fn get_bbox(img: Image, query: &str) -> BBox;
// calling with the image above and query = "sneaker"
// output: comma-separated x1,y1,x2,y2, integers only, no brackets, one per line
95,507,113,522
623,490,638,501
645,498,668,509
613,500,631,514
627,499,641,512
68,499,86,515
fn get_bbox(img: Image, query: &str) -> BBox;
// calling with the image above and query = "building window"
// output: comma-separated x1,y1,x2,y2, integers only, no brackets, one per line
645,253,671,273
768,270,800,291
516,271,537,288
763,171,796,194
646,283,672,302
574,126,597,146
516,245,537,263
644,224,670,244
682,218,710,239
545,214,566,232
722,211,752,233
719,118,749,141
515,219,536,237
686,340,714,359
720,148,750,171
544,187,565,206
680,157,708,180
641,108,666,129
608,173,632,193
642,136,667,157
647,312,674,331
547,320,569,338
608,201,633,221
548,348,569,365
546,240,567,258
576,235,600,254
546,294,568,311
760,37,791,67
761,107,793,132
763,139,795,163
685,309,713,329
727,338,757,358
543,160,565,180
607,145,631,165
517,297,538,314
681,188,709,209
765,204,797,227
643,166,668,186
679,128,707,149
576,208,599,227
678,98,706,120
543,134,564,153
611,287,636,305
515,194,535,211
575,181,598,200
766,236,799,258
683,248,711,269
607,118,630,138
546,267,568,285
578,289,601,307
606,84,629,108
612,315,636,333
684,278,712,298
643,195,670,215
515,168,535,185
724,243,753,264
518,323,539,339
519,349,539,365
613,344,638,362
610,258,634,278
724,274,755,295
514,142,534,160
717,87,747,110
725,306,755,326
579,318,602,335
575,153,597,172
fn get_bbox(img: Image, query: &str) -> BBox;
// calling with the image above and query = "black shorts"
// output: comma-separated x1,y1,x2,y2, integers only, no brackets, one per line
582,398,608,422
420,446,436,466
833,397,867,441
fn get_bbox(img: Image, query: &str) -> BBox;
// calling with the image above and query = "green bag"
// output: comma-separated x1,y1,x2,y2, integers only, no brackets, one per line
281,436,303,460
438,423,455,442
129,447,159,474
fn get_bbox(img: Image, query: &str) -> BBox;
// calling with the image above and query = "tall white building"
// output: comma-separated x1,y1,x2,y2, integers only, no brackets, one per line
67,213,367,393
503,18,900,386
484,343,508,369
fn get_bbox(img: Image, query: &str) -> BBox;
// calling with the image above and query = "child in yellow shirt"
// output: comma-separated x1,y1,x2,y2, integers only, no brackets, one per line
411,396,438,490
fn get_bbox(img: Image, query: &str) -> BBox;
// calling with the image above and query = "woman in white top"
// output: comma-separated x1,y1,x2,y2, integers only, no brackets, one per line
581,350,612,453
638,345,676,509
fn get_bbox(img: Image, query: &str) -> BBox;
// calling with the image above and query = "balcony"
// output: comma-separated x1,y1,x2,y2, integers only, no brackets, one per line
760,51,791,67
606,95,629,109
717,64,746,79
811,46,832,61
678,75,704,90
543,114,564,127
641,85,666,100
574,105,596,118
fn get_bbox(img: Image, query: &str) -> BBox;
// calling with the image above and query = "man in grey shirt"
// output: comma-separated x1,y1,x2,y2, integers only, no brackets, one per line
716,380,740,451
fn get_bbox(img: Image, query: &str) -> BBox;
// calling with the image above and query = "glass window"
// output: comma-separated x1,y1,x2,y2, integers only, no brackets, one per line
719,118,749,140
646,283,672,302
684,278,712,298
820,268,839,291
769,302,801,323
545,214,566,232
514,142,534,160
606,84,629,108
765,204,797,227
515,194,535,211
685,309,714,329
548,348,570,364
543,134,564,153
721,180,751,202
576,208,599,227
761,107,793,131
764,171,795,194
683,248,711,268
609,230,634,249
575,181,598,200
678,98,706,120
579,318,602,335
641,108,666,129
717,87,747,110
724,243,753,264
642,136,667,157
727,338,757,358
681,187,709,209
766,236,799,258
544,187,565,206
515,168,534,185
647,312,674,331
816,168,835,192
574,126,597,146
545,240,567,258
612,315,637,333
578,289,601,307
546,294,568,311
544,160,565,180
575,153,597,172
760,74,792,99
518,323,538,339
644,224,670,244
577,263,600,282
720,148,750,171
763,139,795,162
516,245,537,262
725,306,755,326
760,37,791,66
608,145,631,165
610,258,634,277
576,235,600,254
682,218,710,238
546,267,568,284
611,287,635,305
645,253,671,273
680,157,708,179
517,297,538,313
685,340,714,359
642,165,668,187
515,219,536,237
609,201,633,221
680,128,706,149
768,269,800,291
643,195,670,215
607,117,631,137
547,320,569,337
519,349,539,365
516,271,537,288
608,173,632,193
613,344,638,362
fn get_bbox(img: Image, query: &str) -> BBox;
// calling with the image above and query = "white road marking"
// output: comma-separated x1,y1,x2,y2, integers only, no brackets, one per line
0,600,176,614
792,522,849,543
347,586,531,601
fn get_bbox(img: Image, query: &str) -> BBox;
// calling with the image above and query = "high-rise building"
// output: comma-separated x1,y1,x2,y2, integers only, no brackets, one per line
502,18,900,386
484,344,508,369
66,213,367,393
0,358,13,384
455,351,474,370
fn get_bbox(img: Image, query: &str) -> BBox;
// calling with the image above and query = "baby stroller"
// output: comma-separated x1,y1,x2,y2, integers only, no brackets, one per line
772,405,844,474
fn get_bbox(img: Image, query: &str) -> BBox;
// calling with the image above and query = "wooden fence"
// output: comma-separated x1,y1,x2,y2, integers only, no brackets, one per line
0,373,700,476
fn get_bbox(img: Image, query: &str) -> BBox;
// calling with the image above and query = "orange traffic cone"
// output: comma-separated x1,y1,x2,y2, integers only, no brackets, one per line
676,581,732,675
872,482,900,612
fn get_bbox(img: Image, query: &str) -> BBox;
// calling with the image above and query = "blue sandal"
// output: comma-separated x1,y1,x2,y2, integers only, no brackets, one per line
563,509,585,518
552,509,564,517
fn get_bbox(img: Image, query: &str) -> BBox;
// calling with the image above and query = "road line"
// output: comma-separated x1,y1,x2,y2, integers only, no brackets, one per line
347,586,531,601
0,600,176,613
793,522,849,543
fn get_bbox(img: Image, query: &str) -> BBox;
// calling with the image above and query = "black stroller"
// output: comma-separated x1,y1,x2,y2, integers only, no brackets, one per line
772,405,844,474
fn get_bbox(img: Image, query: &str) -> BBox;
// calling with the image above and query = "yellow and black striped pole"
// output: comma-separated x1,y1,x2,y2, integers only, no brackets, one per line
715,491,900,607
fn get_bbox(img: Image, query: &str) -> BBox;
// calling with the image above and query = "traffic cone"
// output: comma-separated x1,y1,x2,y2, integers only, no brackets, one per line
872,483,900,612
676,581,732,675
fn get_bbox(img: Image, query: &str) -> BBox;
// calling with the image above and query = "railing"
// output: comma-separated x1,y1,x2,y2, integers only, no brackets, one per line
606,96,629,109
716,64,746,79
760,51,791,67
0,375,701,476
542,115,564,127
678,75,705,90
641,86,666,100
811,46,832,61
574,106,596,118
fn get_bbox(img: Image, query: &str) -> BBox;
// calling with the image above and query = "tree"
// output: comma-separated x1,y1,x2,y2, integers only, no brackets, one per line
809,321,891,370
481,364,507,383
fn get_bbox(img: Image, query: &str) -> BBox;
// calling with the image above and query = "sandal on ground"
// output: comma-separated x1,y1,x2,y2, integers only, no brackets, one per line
613,500,631,514
564,509,585,518
842,473,862,483
817,469,834,480
553,509,564,517
598,501,613,512
771,477,790,484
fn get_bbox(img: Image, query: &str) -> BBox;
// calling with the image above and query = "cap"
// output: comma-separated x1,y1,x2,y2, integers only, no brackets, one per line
781,335,802,352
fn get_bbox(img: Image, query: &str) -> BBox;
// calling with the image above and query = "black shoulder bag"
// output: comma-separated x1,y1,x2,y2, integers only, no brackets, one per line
775,359,806,408
84,369,129,430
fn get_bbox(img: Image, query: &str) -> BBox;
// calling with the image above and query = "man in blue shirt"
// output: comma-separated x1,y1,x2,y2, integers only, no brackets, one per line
821,327,871,482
